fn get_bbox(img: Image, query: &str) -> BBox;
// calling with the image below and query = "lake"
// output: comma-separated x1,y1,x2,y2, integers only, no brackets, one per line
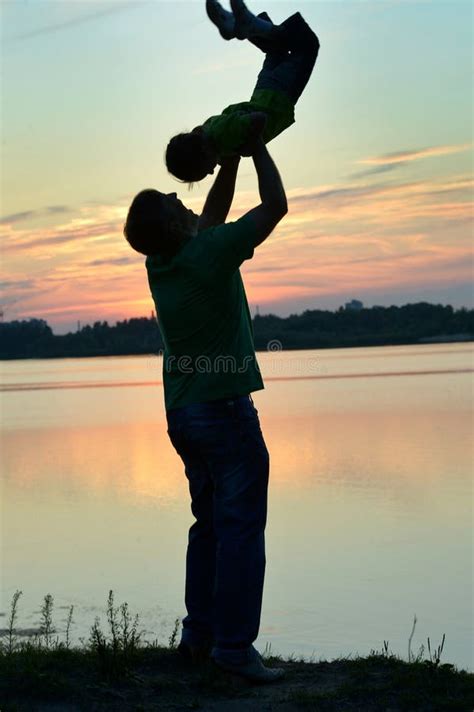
1,343,472,670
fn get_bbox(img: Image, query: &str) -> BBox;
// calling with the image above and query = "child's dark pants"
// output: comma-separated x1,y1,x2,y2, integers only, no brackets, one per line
255,12,320,104
166,394,270,665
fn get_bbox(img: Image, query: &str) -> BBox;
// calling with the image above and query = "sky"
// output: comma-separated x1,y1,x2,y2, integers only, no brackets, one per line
1,0,473,333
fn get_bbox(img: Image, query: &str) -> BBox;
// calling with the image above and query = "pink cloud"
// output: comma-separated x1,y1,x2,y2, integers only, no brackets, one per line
2,170,472,329
358,143,472,166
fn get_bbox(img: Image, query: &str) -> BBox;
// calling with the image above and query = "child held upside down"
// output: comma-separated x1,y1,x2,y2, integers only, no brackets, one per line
165,0,319,183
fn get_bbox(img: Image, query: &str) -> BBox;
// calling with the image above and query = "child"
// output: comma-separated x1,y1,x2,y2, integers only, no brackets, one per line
165,0,319,183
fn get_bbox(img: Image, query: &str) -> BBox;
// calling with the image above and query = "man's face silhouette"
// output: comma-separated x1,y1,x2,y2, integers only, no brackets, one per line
161,192,199,240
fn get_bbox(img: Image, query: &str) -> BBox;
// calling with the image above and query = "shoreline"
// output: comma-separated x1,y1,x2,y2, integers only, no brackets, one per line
2,592,472,709
2,643,473,711
1,335,472,362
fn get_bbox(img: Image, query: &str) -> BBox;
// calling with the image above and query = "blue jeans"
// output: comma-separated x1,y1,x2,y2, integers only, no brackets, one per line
254,12,320,104
166,394,270,664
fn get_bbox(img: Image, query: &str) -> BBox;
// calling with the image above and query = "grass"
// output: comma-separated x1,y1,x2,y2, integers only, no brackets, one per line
1,591,473,712
282,654,473,711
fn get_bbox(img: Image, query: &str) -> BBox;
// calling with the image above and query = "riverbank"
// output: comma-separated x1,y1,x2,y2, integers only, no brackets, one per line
2,644,473,711
2,592,472,710
2,303,472,360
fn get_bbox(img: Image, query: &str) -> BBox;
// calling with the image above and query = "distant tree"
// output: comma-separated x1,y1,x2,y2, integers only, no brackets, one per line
0,319,54,358
1,304,472,359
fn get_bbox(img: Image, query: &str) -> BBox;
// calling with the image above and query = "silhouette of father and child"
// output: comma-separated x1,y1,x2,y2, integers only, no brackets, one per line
124,0,319,683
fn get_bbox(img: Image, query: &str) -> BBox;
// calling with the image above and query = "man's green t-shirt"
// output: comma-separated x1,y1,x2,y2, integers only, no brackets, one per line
146,213,264,412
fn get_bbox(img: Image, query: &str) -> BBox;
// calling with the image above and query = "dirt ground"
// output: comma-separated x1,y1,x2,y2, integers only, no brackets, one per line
2,647,474,712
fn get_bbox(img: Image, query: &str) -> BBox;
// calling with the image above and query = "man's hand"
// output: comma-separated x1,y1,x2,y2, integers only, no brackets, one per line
239,112,267,157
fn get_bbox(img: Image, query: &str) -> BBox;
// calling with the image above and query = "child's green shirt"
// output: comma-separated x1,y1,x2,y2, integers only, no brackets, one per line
202,88,295,157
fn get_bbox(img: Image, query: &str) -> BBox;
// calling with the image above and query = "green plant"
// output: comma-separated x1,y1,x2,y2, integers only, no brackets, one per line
118,600,141,651
64,604,74,649
427,633,446,669
3,589,22,654
87,590,144,680
370,639,393,659
89,615,107,655
39,593,56,649
168,617,180,649
407,614,419,662
407,614,446,667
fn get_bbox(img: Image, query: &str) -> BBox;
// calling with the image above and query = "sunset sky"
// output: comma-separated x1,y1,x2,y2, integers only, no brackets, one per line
1,0,473,333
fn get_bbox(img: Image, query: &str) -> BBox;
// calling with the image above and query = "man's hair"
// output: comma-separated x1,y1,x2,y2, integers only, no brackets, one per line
166,132,209,183
124,189,173,258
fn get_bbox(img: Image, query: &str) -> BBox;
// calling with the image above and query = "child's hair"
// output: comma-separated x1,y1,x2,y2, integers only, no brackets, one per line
124,189,175,259
166,132,210,183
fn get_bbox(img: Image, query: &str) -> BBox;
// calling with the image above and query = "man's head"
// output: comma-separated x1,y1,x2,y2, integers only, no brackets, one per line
166,128,218,183
124,189,198,258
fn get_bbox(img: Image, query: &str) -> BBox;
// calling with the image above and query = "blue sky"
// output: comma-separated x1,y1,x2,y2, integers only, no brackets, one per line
1,0,472,332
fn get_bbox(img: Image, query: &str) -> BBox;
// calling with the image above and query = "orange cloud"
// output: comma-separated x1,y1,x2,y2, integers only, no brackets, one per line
358,143,472,166
1,169,472,329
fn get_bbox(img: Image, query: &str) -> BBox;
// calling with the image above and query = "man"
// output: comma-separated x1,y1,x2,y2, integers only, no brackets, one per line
124,139,287,682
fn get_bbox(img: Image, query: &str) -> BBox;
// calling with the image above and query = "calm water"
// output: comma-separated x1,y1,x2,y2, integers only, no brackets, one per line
1,344,472,670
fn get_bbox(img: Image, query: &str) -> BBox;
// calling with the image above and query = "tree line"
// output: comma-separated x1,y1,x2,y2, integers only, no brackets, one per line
0,303,472,360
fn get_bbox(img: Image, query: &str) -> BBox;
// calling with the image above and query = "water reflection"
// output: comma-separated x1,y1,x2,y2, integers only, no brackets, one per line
1,344,472,669
3,396,470,498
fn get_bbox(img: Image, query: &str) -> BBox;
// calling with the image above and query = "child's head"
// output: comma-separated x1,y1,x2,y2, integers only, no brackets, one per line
123,189,197,258
166,128,218,183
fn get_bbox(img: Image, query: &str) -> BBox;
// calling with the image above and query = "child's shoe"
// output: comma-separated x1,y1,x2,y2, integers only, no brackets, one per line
206,0,235,40
230,0,272,40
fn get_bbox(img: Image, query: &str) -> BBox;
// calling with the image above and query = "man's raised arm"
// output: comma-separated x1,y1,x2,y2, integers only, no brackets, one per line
243,139,288,247
198,156,241,231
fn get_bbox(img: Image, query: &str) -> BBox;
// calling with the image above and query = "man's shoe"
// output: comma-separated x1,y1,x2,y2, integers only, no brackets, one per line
206,0,236,40
212,645,285,683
